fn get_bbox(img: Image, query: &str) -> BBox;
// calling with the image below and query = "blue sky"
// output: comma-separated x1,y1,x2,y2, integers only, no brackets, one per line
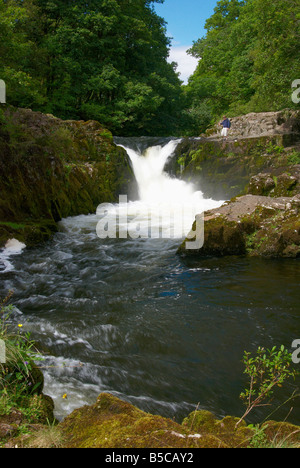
154,0,219,83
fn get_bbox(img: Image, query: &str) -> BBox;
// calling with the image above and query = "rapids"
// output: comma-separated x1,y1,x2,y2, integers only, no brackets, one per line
0,138,299,424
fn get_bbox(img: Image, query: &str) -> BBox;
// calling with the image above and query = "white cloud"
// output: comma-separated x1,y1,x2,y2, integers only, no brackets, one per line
167,46,198,84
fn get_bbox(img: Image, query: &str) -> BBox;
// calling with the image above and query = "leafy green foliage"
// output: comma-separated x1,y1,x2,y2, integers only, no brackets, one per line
0,292,43,412
288,151,300,165
1,0,299,136
185,0,300,132
236,345,299,427
0,0,184,135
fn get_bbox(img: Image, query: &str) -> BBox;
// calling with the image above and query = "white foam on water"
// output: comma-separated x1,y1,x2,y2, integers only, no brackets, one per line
112,139,224,240
0,238,26,273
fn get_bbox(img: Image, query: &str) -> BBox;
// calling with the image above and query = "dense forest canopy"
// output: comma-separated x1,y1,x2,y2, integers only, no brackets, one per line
0,0,299,136
0,0,185,135
185,0,300,133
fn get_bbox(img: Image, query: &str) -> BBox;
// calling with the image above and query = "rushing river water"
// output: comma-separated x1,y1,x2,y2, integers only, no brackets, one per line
0,138,299,425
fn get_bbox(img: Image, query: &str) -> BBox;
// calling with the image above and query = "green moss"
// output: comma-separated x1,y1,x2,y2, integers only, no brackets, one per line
182,410,254,448
243,208,300,258
0,221,26,230
182,409,216,432
179,195,300,259
3,390,299,448
261,421,300,447
178,215,246,257
60,393,189,449
0,107,134,247
174,135,300,200
59,393,257,449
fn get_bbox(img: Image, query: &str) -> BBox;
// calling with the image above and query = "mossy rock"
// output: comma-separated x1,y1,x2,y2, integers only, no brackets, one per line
173,135,300,200
0,107,134,247
178,194,300,259
60,393,190,448
59,393,247,448
182,410,254,448
178,215,246,257
0,220,58,248
248,167,300,198
262,420,300,447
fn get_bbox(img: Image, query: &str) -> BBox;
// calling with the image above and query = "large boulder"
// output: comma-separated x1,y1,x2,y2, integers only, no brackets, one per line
178,194,300,258
0,107,134,247
59,393,254,448
205,110,300,141
172,133,300,201
247,165,300,197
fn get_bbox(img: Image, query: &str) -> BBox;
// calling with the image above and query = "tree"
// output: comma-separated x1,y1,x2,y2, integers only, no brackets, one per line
237,345,299,427
185,0,300,133
185,0,250,130
0,0,45,107
0,0,185,135
249,0,300,111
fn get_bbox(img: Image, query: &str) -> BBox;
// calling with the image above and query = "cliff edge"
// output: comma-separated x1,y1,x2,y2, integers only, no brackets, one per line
0,106,134,248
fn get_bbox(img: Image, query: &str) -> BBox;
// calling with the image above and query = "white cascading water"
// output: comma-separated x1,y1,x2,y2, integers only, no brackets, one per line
0,239,26,273
0,139,224,272
124,140,194,204
114,139,224,240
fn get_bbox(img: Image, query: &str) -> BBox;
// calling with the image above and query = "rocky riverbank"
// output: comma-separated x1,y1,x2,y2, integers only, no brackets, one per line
169,110,300,201
1,108,299,448
176,110,300,259
1,391,300,448
0,106,134,248
178,193,300,258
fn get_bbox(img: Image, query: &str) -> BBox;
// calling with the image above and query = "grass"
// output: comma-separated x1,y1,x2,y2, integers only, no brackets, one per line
1,292,299,448
25,422,65,448
287,151,300,165
0,221,26,230
0,291,55,445
248,424,300,448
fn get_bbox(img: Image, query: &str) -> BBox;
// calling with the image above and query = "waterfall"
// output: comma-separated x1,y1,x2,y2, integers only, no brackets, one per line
0,239,26,273
121,139,195,204
101,138,224,241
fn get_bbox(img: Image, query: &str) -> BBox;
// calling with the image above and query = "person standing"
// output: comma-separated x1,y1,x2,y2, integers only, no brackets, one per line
219,116,231,139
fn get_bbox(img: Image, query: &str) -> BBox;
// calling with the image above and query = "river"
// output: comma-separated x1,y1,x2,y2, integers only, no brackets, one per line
0,137,299,425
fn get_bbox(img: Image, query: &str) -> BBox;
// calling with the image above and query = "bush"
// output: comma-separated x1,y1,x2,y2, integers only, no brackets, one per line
0,292,44,419
236,345,299,427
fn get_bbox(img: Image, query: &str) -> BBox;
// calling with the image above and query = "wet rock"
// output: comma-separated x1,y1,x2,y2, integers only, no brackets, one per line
172,109,300,200
0,106,134,248
59,393,253,448
205,110,300,140
178,194,300,258
262,420,300,446
173,134,300,200
247,173,276,196
248,166,300,197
